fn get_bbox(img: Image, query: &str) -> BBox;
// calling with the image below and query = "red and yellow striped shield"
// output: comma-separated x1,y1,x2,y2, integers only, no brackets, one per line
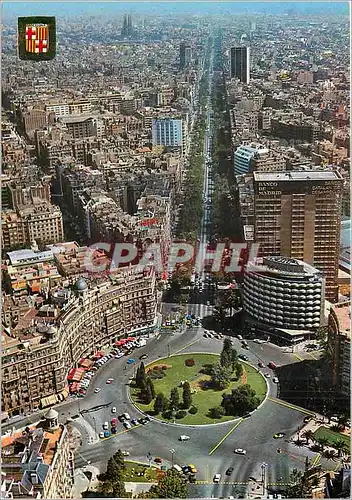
25,24,49,54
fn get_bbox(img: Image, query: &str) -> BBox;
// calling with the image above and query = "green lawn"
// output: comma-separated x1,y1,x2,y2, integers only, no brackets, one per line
313,426,350,450
131,353,267,425
122,462,158,483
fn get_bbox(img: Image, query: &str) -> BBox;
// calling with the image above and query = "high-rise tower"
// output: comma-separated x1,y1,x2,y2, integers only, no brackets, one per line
230,46,250,84
252,170,343,302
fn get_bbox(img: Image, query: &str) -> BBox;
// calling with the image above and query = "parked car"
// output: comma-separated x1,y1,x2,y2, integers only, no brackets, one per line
179,435,190,441
131,418,138,425
123,421,131,429
111,427,117,434
111,407,117,413
213,474,221,483
273,377,279,383
104,430,110,438
121,451,130,456
139,353,148,360
234,448,247,455
103,422,109,430
226,467,234,476
99,431,105,439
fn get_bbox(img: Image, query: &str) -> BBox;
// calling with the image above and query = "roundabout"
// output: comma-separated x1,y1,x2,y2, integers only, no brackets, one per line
130,353,267,425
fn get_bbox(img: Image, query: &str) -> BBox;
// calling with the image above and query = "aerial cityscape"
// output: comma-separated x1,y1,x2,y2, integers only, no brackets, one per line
1,1,350,499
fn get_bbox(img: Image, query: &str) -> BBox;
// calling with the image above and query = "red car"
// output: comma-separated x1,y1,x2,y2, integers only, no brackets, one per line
106,378,114,384
111,418,117,426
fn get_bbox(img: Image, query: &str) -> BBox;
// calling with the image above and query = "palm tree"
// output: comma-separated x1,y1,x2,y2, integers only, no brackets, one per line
315,436,329,451
334,439,348,458
302,430,314,445
337,414,349,431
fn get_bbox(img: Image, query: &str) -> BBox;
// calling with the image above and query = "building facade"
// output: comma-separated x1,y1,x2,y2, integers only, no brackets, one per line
252,171,343,302
1,266,157,417
327,301,350,397
230,46,250,84
152,118,184,152
243,257,325,344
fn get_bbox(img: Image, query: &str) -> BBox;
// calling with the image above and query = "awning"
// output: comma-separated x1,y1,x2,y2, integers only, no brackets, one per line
1,411,9,422
57,388,69,401
93,351,105,359
40,394,58,408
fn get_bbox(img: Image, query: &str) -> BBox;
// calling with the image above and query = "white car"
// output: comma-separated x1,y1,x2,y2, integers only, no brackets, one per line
179,435,190,441
121,450,130,456
94,388,101,394
103,421,109,430
111,407,117,413
234,448,247,455
264,373,271,378
273,377,279,383
99,431,105,439
213,473,221,483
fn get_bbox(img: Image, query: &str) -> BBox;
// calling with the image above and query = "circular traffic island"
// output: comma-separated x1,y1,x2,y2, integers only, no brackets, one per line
130,353,267,425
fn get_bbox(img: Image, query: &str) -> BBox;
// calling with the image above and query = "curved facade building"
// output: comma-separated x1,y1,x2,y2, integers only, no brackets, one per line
2,265,157,417
243,257,325,341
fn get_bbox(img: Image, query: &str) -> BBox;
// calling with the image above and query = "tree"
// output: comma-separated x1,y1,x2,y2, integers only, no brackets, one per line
213,305,227,329
154,392,167,414
144,380,154,404
221,384,260,416
113,449,125,469
302,429,314,445
334,439,348,457
148,468,188,498
314,436,329,451
220,338,238,372
169,387,180,411
136,362,147,388
234,362,243,380
182,381,192,409
146,377,155,399
210,362,231,390
209,405,225,418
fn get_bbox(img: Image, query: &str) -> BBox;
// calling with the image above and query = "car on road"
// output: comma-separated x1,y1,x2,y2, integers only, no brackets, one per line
264,373,271,378
139,353,148,359
104,430,110,438
123,421,131,429
122,412,130,420
273,432,285,439
111,407,117,413
106,378,114,384
103,421,109,430
127,358,135,364
121,451,130,456
268,361,277,370
139,418,149,425
99,431,105,439
213,473,221,483
234,448,247,455
238,354,249,361
258,362,265,368
206,301,210,306
94,387,101,393
131,418,139,425
111,427,117,434
154,457,162,464
273,377,279,383
111,418,117,426
226,467,234,476
179,435,190,441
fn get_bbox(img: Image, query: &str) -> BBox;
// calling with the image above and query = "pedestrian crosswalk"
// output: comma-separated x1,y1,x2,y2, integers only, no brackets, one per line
186,302,214,319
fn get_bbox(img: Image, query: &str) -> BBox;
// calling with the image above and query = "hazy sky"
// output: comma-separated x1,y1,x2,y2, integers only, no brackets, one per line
3,1,350,19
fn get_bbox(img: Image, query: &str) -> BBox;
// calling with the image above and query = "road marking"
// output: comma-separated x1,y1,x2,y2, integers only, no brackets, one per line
100,424,142,441
312,453,321,466
268,397,316,416
293,353,304,361
208,419,243,455
171,338,200,356
196,481,249,485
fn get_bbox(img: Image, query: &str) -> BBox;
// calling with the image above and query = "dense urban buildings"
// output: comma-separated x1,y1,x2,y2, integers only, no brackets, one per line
328,300,351,397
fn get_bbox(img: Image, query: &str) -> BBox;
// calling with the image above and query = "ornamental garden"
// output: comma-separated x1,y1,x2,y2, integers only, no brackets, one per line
130,339,267,425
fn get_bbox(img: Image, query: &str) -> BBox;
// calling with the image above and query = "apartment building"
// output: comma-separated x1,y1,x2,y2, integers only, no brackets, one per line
1,414,73,498
328,301,350,397
2,203,64,250
1,266,157,416
252,170,343,302
45,100,92,117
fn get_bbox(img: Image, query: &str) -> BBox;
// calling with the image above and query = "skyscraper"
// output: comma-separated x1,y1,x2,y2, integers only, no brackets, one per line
121,14,133,37
179,43,191,70
252,170,343,302
230,46,250,84
152,118,186,153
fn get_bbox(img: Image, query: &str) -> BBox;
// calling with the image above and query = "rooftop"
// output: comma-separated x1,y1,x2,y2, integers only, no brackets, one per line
253,170,343,182
332,301,351,339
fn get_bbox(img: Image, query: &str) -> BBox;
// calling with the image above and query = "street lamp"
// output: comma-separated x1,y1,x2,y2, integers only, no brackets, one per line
170,449,175,468
92,416,97,437
261,462,268,497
